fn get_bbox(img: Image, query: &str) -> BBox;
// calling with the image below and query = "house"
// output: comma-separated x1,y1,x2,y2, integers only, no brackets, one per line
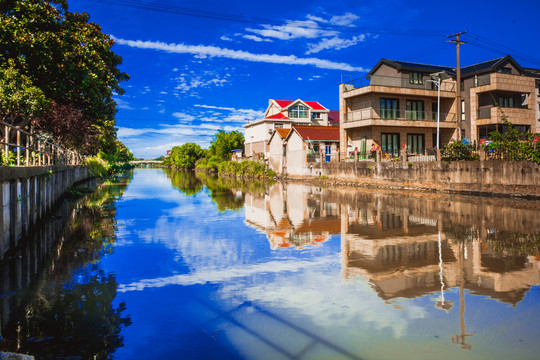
339,55,540,160
268,124,340,176
244,99,331,158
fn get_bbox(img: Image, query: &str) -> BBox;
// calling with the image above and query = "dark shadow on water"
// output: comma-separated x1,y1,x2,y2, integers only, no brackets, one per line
0,172,134,359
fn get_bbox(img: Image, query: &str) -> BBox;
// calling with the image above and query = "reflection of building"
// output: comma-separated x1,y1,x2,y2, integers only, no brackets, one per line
244,183,340,249
340,197,540,306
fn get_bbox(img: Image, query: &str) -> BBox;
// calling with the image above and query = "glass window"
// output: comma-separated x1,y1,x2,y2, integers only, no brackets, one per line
406,100,424,120
381,133,400,157
312,112,321,119
289,104,308,118
501,67,511,74
274,123,283,129
380,98,399,119
497,96,515,108
409,72,423,84
407,134,425,155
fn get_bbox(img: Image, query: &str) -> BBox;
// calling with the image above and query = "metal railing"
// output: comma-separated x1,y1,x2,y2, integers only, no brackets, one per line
343,75,456,92
344,107,456,123
1,121,84,166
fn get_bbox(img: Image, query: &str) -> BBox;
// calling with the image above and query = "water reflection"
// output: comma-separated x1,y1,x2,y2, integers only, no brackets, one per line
0,173,133,359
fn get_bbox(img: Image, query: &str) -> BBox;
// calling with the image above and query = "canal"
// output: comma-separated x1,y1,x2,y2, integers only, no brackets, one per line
1,168,540,359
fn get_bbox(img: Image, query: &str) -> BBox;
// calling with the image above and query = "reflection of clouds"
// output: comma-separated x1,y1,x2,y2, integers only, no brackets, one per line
218,268,426,339
118,256,334,292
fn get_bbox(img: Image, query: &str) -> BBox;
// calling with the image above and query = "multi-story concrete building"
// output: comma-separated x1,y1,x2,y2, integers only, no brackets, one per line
339,55,540,159
244,99,330,158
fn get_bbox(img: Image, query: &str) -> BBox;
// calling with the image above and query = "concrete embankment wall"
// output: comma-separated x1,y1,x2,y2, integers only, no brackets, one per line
0,166,90,260
302,160,540,198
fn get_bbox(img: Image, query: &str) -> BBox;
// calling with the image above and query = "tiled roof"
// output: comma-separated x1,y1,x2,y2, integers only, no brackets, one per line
328,110,340,125
266,113,289,119
275,128,291,138
292,125,340,141
274,100,327,110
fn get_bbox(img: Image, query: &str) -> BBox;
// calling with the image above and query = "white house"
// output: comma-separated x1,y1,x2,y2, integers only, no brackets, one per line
244,99,330,158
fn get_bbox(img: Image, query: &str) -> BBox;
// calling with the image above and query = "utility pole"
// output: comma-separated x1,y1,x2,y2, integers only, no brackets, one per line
447,31,467,140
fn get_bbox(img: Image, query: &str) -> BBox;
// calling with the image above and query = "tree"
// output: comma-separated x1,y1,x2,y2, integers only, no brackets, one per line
0,0,129,153
168,143,205,169
0,60,50,127
209,130,244,160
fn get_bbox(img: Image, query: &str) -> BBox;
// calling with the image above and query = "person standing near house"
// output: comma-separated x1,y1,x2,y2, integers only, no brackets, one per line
370,143,378,159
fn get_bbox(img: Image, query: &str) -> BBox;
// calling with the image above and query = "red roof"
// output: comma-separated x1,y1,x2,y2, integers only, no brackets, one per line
266,113,289,119
328,110,340,125
274,100,327,111
292,125,339,141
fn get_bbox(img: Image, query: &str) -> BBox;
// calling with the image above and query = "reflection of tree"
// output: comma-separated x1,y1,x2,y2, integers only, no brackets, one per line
196,172,244,212
164,168,203,196
9,272,131,360
1,172,133,358
443,223,540,255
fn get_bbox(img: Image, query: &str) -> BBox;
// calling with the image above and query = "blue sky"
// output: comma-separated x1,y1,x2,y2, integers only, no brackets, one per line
69,0,540,158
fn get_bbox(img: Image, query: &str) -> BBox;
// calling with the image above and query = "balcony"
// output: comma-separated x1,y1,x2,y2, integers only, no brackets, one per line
471,72,535,93
343,75,456,93
476,106,535,125
343,107,456,129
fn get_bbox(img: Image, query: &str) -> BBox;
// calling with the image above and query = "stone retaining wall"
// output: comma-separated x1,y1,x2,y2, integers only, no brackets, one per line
302,160,540,198
0,166,90,260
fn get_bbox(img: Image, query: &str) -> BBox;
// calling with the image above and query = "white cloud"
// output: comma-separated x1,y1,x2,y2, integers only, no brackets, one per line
329,12,359,26
172,112,196,122
112,36,367,72
242,34,273,42
306,34,366,54
114,96,134,110
298,77,303,80
220,35,233,41
245,19,337,41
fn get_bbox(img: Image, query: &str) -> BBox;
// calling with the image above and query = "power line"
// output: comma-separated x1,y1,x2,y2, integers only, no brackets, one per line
89,0,451,37
464,32,540,66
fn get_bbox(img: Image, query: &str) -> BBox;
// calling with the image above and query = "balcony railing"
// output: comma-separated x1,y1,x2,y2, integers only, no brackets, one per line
472,74,491,87
343,75,455,92
477,105,530,119
344,107,456,123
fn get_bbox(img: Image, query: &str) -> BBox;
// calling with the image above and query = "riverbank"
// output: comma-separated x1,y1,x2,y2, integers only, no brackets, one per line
278,160,540,200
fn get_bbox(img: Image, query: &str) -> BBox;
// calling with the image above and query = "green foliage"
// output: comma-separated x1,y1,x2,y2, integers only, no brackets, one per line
441,140,480,161
167,143,205,169
86,157,109,178
195,155,222,172
0,60,50,126
1,0,129,153
216,160,270,178
1,150,17,166
209,130,244,160
487,119,540,163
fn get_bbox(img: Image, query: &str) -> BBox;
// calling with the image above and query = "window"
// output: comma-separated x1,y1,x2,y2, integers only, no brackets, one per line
312,112,321,119
274,123,283,129
289,104,308,118
283,145,286,156
409,72,423,85
432,102,438,121
407,134,424,155
461,100,465,121
381,133,400,157
406,100,424,120
497,96,515,108
380,98,399,119
501,67,511,74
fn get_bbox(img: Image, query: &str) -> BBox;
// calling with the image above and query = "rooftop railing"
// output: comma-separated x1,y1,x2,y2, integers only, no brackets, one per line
344,107,456,123
1,121,84,166
343,75,456,92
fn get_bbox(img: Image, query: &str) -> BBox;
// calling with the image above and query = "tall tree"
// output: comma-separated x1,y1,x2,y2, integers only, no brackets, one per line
0,0,129,154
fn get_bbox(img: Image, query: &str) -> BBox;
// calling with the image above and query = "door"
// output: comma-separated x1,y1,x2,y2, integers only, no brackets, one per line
325,145,331,162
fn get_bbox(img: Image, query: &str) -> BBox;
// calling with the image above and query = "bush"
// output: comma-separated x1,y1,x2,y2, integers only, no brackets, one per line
86,157,109,178
442,140,480,161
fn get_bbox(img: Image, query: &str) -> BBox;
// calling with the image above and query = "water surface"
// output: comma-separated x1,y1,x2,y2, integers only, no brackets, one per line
2,168,540,359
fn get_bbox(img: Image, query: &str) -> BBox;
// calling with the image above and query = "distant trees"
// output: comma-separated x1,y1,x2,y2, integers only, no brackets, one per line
208,130,244,160
165,143,205,169
0,0,129,155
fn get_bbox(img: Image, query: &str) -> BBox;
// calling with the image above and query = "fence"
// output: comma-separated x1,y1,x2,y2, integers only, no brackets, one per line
1,121,84,166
